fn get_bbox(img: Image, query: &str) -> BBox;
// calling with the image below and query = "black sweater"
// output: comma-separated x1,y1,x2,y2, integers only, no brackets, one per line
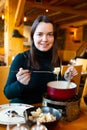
4,49,62,104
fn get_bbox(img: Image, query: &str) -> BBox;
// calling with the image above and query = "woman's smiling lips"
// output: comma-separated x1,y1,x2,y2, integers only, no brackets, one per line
40,43,49,47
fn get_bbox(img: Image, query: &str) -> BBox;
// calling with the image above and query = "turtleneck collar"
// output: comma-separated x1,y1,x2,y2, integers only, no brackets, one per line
34,46,53,58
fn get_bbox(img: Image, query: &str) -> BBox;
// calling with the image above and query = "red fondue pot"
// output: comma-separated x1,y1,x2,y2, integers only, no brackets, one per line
47,81,77,101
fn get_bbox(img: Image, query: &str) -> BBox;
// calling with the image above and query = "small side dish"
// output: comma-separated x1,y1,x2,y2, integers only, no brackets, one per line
28,107,56,123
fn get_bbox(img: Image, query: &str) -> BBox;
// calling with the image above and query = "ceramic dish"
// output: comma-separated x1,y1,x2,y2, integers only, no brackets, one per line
0,103,32,125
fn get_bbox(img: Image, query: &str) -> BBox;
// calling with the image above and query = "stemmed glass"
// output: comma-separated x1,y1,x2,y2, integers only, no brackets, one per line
6,110,12,130
6,123,10,130
12,123,29,130
30,121,48,130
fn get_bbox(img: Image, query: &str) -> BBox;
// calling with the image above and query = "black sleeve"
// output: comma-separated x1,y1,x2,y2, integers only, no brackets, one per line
4,53,28,99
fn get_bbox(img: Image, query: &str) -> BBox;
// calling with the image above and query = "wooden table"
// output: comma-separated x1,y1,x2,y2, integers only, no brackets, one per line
0,102,87,130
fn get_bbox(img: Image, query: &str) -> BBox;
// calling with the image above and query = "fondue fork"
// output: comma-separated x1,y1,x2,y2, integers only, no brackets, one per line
11,70,53,73
32,70,53,73
67,70,72,88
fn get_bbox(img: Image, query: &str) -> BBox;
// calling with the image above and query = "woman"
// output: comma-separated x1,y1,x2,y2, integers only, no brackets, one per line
4,15,77,104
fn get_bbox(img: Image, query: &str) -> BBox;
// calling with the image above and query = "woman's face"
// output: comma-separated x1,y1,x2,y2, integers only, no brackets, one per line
33,22,54,51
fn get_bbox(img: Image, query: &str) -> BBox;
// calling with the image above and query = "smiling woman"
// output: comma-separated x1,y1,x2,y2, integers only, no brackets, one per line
4,15,78,105
3,15,60,104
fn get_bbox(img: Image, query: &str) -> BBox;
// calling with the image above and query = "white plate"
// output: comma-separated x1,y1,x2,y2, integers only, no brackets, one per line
0,103,33,125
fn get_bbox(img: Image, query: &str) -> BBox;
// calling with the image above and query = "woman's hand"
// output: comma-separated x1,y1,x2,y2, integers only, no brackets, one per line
16,68,31,85
64,66,78,81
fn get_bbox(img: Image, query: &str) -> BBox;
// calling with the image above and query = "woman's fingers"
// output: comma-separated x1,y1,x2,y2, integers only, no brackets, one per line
16,68,31,85
64,66,78,80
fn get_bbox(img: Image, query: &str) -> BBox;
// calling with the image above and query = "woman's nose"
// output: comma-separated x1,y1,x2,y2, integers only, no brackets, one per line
42,35,48,41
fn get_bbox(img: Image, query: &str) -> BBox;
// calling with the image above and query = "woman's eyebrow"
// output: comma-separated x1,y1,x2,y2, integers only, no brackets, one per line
35,31,53,34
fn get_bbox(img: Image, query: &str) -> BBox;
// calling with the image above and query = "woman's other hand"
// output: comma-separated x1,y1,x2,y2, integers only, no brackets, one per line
16,68,31,85
64,66,78,81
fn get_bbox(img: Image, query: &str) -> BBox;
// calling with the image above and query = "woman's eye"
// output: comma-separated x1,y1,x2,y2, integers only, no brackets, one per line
48,33,54,36
37,33,43,36
36,33,54,37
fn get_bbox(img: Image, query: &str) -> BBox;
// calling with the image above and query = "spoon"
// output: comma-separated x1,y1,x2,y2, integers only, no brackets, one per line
5,110,24,118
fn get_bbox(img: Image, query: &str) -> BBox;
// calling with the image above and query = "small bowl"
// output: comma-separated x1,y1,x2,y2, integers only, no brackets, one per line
24,106,62,129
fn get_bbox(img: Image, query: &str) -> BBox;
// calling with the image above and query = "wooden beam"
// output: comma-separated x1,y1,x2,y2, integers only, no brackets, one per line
74,2,87,9
25,1,87,17
61,19,87,27
49,11,61,17
49,0,58,4
15,0,26,27
49,0,67,5
55,15,80,22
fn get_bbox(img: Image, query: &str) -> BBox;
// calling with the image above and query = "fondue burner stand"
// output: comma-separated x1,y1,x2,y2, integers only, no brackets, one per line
43,93,80,122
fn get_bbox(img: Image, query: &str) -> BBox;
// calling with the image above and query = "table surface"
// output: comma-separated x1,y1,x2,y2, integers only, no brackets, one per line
0,102,87,130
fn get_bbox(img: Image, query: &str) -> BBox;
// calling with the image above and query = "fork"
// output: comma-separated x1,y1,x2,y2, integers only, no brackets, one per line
11,70,53,73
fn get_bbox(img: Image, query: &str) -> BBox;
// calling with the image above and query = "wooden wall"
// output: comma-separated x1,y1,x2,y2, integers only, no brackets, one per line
64,26,83,51
0,4,87,65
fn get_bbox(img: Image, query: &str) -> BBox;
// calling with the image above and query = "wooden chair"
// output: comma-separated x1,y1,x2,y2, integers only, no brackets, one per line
58,50,76,64
75,58,87,73
63,50,76,62
80,78,87,107
61,65,82,94
0,66,10,104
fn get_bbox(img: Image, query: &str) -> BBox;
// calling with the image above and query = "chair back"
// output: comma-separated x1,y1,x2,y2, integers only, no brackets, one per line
0,66,10,104
81,78,87,106
61,65,82,94
76,58,87,72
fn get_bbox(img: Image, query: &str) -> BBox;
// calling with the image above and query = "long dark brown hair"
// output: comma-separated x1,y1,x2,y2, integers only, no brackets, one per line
30,15,59,69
